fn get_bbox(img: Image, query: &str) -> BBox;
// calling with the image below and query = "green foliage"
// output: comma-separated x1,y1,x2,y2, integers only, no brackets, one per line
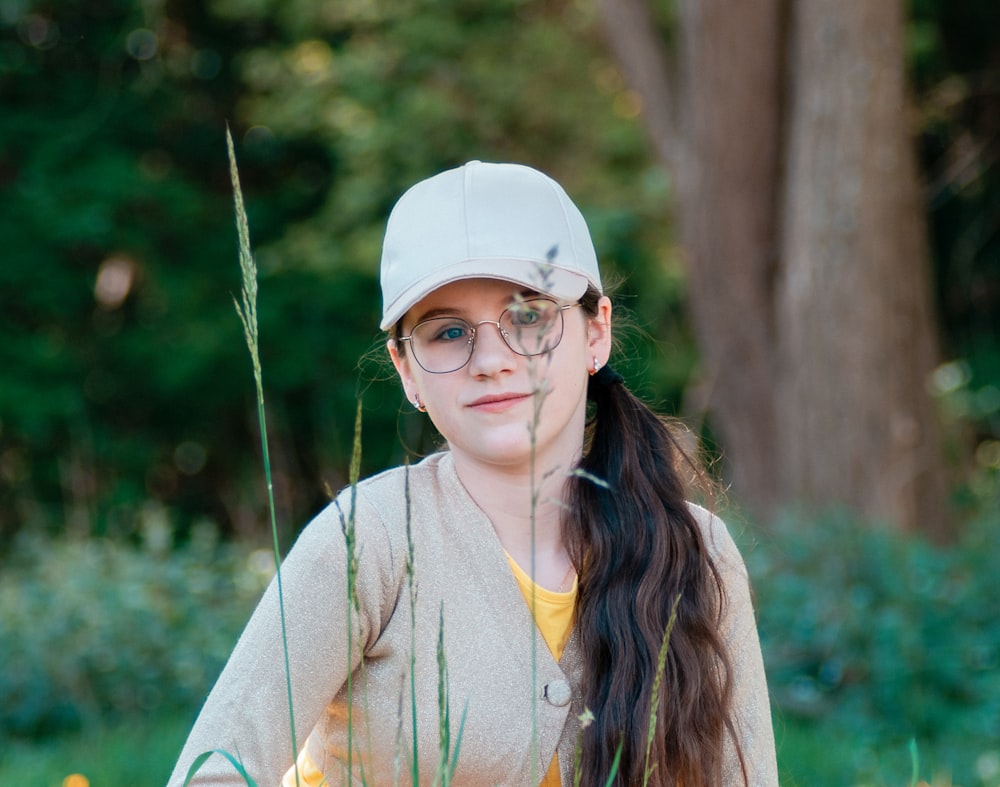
745,508,1000,786
0,712,192,787
0,0,297,540
0,0,996,552
908,0,1000,406
0,527,267,740
0,0,672,547
931,356,1000,515
2,511,998,783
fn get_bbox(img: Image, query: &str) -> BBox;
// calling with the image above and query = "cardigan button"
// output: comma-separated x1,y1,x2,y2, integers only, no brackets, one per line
543,679,571,707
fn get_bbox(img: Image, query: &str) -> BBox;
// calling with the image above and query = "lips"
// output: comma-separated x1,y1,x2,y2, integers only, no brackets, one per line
466,392,533,412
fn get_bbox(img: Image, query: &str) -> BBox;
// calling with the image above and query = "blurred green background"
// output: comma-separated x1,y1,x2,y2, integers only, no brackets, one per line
0,0,998,785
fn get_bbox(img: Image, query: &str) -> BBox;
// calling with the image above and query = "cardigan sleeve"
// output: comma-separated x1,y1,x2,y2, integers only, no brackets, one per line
165,490,399,787
693,504,780,787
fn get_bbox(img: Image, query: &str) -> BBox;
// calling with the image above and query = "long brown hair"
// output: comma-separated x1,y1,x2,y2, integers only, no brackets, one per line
566,286,746,786
391,285,747,784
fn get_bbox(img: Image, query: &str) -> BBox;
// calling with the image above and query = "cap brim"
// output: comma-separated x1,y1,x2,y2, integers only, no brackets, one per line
379,258,592,330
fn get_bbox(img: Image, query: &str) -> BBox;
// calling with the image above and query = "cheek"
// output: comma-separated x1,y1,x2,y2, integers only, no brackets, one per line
414,376,457,410
564,320,595,364
391,347,420,393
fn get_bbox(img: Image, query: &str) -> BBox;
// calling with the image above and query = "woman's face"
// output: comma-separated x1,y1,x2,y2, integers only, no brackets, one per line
388,278,612,476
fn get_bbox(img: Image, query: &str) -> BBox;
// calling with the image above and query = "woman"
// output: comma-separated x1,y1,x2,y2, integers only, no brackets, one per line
168,161,778,786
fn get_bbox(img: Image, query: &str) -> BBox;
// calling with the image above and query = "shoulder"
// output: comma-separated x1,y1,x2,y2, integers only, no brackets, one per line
359,450,452,493
314,452,454,537
685,502,749,581
345,451,452,508
287,454,454,583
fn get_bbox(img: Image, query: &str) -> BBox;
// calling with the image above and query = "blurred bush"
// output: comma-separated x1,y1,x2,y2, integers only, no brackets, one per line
4,497,998,784
747,504,1000,758
0,520,268,740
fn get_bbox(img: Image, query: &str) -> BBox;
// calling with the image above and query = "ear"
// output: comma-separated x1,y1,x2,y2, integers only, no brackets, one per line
387,338,419,403
587,296,613,367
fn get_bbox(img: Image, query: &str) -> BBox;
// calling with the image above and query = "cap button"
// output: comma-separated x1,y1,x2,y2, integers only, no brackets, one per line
543,679,572,707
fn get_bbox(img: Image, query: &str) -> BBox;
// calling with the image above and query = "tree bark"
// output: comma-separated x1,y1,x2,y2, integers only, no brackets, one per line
596,0,951,537
776,0,949,536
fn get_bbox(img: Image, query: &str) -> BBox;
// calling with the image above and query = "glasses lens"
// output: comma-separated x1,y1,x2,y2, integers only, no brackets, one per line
410,317,474,373
500,299,563,356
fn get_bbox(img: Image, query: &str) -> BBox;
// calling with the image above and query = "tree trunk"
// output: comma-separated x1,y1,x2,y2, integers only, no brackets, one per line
776,0,948,537
596,0,951,537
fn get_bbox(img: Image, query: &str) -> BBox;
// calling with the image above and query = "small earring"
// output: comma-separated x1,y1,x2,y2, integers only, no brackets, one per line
591,357,601,376
413,394,427,413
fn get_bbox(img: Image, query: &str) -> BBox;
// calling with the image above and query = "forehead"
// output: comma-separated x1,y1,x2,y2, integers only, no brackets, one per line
404,278,539,324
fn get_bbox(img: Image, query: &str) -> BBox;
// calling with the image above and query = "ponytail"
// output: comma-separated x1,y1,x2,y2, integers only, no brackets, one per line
566,290,746,787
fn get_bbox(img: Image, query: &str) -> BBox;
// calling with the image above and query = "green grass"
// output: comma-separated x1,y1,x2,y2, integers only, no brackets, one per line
0,712,192,787
774,716,999,787
5,710,996,787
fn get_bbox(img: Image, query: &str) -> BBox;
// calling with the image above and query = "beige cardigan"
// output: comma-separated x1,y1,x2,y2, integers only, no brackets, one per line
167,452,778,786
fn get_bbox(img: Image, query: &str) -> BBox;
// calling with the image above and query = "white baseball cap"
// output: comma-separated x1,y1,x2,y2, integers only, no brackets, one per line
379,160,603,330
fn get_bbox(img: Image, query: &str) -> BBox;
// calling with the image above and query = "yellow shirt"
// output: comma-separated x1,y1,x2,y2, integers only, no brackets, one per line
504,554,577,662
506,554,577,787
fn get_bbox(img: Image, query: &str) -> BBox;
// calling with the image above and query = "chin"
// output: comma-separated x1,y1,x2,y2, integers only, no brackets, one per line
449,434,532,467
477,435,572,472
478,444,536,469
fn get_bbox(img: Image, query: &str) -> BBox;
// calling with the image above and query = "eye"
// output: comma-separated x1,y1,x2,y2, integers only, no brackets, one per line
439,325,468,340
423,318,471,343
507,300,552,327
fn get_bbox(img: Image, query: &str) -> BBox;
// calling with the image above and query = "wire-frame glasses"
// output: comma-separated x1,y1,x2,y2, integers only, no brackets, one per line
397,298,578,374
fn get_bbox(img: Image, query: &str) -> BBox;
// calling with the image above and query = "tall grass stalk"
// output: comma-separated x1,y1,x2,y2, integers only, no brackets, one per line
184,127,300,786
527,352,545,787
908,738,920,787
642,594,682,786
404,464,421,785
336,400,366,784
603,747,623,787
432,604,468,787
227,125,299,785
402,464,468,786
571,714,622,787
520,256,561,785
185,749,258,787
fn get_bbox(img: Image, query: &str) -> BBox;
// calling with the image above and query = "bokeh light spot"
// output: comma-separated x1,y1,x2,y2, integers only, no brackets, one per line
94,256,136,309
126,28,158,61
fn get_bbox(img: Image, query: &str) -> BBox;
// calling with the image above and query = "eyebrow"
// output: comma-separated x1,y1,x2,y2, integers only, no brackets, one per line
409,289,540,325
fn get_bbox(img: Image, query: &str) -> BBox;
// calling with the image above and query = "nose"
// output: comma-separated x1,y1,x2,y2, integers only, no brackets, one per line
467,320,516,376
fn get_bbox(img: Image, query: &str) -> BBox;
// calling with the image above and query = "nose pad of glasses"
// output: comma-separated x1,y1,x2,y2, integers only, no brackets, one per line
470,321,511,355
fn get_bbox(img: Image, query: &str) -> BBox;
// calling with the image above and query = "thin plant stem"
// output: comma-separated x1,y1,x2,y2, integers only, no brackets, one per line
434,603,449,787
603,745,623,787
528,360,542,787
643,593,682,786
525,348,557,783
572,709,595,787
432,604,468,787
516,256,562,784
404,463,421,785
340,401,364,782
225,125,299,787
571,723,622,787
908,738,920,787
183,748,258,787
